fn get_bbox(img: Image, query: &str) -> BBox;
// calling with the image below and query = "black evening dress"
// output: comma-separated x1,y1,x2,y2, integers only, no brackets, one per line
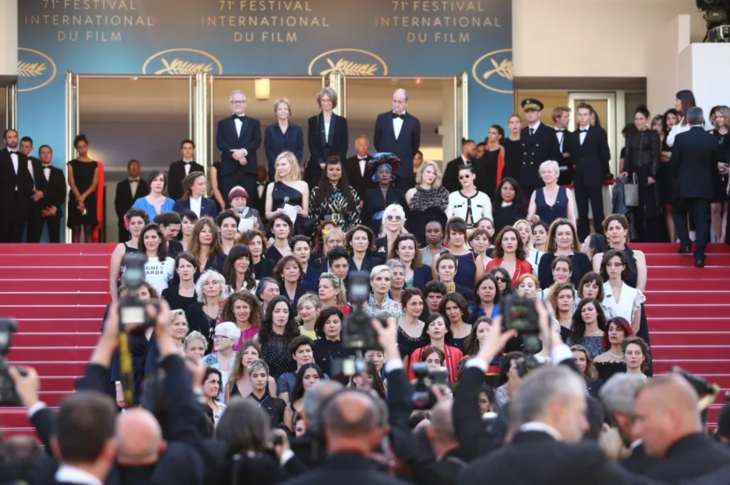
501,138,522,182
625,129,662,242
66,160,99,228
271,181,303,210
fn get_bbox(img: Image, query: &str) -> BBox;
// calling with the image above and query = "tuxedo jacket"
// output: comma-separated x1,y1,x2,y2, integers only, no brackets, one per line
0,147,34,207
173,197,219,218
344,154,375,199
168,160,204,201
306,113,349,180
671,126,720,200
566,125,611,187
265,122,304,172
555,128,574,186
40,165,67,214
216,114,262,176
374,111,421,178
28,156,48,194
115,178,149,223
519,123,562,188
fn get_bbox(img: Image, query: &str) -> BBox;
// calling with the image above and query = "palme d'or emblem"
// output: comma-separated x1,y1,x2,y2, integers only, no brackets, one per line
17,47,57,92
308,49,388,76
472,48,513,94
154,58,215,75
143,49,223,75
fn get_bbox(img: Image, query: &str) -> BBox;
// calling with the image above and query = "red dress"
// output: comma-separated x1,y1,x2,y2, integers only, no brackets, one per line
486,257,533,286
408,344,463,383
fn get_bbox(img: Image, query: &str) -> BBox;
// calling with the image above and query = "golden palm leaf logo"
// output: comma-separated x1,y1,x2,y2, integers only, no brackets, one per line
308,49,388,76
482,58,513,82
472,49,513,94
320,58,379,76
17,61,47,77
155,58,214,75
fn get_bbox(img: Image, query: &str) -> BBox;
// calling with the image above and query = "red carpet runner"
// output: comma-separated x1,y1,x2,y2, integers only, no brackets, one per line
0,242,727,437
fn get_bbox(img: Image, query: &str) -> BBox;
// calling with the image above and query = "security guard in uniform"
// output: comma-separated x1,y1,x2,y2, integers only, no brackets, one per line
519,99,562,199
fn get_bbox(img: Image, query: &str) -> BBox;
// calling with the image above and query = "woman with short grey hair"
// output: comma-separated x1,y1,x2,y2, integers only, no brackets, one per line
305,87,349,187
527,160,576,228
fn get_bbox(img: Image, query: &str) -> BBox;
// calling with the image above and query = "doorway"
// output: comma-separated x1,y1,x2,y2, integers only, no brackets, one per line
67,74,197,242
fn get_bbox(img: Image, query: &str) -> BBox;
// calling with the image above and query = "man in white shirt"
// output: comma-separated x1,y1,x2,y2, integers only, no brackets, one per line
0,129,34,242
344,135,374,200
373,89,421,191
168,139,204,201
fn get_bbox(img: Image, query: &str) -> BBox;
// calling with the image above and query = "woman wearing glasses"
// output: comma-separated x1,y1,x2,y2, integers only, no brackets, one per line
445,165,492,230
374,204,408,256
600,249,644,336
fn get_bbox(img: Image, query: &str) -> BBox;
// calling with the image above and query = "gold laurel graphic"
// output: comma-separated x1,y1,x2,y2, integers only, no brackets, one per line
483,58,513,81
17,61,47,77
320,58,378,76
154,58,214,75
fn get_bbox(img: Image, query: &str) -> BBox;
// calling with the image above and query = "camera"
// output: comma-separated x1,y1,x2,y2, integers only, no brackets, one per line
411,363,448,410
697,0,730,41
0,318,20,404
500,290,541,355
119,253,157,335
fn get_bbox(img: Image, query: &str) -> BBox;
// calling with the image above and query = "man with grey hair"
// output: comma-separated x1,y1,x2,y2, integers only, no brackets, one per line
461,365,627,485
216,89,262,209
670,105,718,267
374,88,421,191
599,374,654,473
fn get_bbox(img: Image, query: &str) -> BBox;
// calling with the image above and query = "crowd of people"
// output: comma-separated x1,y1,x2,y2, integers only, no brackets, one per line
1,86,729,485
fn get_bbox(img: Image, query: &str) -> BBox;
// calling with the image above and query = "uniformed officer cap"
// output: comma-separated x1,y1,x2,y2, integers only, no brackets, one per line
521,98,544,112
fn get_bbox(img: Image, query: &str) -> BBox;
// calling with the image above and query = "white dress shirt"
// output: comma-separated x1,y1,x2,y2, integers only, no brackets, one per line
129,179,139,199
190,196,202,217
579,125,590,145
183,159,194,175
461,154,470,165
324,119,331,143
9,148,18,190
555,128,566,151
234,116,243,137
358,157,367,177
43,164,52,182
393,111,405,139
666,119,691,147
27,159,36,189
55,465,104,485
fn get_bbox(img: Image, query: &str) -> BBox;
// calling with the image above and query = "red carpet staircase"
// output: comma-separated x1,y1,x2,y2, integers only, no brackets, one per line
0,242,728,437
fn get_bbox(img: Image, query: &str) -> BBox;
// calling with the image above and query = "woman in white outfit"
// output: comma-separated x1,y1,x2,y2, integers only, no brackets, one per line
600,249,644,334
445,165,492,229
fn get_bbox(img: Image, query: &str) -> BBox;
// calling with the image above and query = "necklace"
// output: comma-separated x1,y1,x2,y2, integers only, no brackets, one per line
608,350,624,360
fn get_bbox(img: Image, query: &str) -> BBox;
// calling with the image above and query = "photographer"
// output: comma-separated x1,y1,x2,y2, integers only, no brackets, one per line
12,300,208,485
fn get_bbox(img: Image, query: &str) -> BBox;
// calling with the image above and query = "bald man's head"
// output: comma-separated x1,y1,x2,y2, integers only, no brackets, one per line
323,391,376,437
430,399,456,443
116,408,165,465
392,89,408,114
633,375,702,457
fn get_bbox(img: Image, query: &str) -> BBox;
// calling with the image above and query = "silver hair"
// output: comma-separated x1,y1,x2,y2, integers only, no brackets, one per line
512,366,585,424
386,259,404,271
383,203,406,222
394,88,409,102
230,89,246,101
687,106,704,126
195,270,230,303
599,374,647,417
304,380,344,434
215,321,242,342
539,160,560,177
183,330,207,350
370,264,393,281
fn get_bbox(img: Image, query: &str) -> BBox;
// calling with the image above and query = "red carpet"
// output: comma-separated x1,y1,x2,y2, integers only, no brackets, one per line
0,242,727,437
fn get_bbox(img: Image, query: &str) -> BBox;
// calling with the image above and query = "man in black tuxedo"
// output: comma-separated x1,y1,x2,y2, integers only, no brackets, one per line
19,136,49,243
374,88,421,191
168,139,204,202
634,374,730,483
114,159,148,242
344,135,374,200
442,139,476,193
519,99,562,200
0,129,35,242
31,145,66,243
460,365,627,485
216,89,262,209
599,374,657,475
671,107,718,267
568,103,611,240
552,106,574,186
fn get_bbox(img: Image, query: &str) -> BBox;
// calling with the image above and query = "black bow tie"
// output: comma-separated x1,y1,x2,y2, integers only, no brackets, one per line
43,166,51,170
234,115,245,122
183,161,191,165
556,129,565,133
130,179,138,183
392,112,404,120
8,150,17,154
358,157,368,161
580,129,588,133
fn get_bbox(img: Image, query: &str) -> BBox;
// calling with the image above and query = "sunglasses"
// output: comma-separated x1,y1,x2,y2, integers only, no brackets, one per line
386,215,402,221
494,276,507,283
212,334,229,341
458,175,471,180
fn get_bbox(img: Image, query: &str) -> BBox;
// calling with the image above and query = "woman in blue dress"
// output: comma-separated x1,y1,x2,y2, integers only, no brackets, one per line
132,170,175,221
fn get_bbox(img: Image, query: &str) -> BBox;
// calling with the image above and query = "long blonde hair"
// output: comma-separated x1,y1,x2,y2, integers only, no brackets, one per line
319,272,347,307
274,151,301,182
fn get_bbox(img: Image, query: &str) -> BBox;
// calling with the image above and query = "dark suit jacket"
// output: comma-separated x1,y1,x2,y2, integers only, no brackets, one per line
442,157,470,193
115,178,149,225
459,430,628,485
361,187,408,234
344,155,375,199
168,160,205,201
216,114,262,176
283,453,410,485
374,112,421,179
567,125,611,187
40,165,67,214
28,156,48,196
555,128,574,186
519,123,562,188
622,443,656,475
265,122,304,172
670,127,720,200
306,113,349,181
643,433,730,484
0,147,34,207
173,197,219,218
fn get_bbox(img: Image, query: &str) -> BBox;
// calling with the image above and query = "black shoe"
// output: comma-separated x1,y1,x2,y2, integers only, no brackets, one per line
678,245,691,254
694,256,705,267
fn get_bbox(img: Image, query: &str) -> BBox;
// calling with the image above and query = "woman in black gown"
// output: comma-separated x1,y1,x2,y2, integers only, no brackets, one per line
492,177,527,235
264,151,310,234
621,105,662,242
475,125,505,202
659,109,680,243
501,114,522,181
67,134,99,242
709,106,729,244
361,153,407,236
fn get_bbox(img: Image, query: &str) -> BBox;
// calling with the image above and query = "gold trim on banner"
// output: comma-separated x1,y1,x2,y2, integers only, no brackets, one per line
17,48,57,92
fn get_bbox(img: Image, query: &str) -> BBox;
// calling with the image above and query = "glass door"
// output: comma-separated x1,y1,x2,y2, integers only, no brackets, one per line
568,92,617,175
455,72,468,157
64,71,79,243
